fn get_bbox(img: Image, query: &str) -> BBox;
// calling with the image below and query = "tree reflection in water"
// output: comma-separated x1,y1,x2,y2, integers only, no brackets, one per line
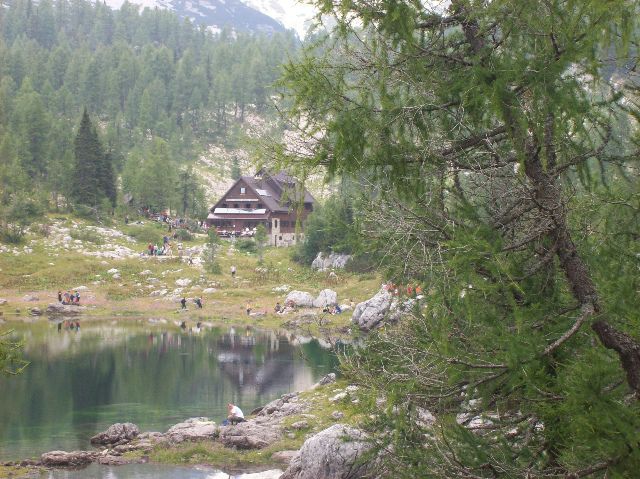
0,321,338,461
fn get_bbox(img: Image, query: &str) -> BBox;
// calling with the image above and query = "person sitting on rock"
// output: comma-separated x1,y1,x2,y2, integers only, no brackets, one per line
274,302,282,313
225,403,245,425
195,297,203,309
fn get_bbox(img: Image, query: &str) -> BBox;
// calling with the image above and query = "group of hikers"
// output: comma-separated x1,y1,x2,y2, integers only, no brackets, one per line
385,282,423,297
147,235,174,256
139,208,207,232
322,304,343,315
273,300,297,314
57,290,81,305
180,297,203,310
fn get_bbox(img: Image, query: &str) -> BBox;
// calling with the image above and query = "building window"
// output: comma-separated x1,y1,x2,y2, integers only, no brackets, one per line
240,187,246,194
274,219,278,228
279,236,282,240
245,204,252,209
282,221,289,227
222,203,227,208
234,203,239,208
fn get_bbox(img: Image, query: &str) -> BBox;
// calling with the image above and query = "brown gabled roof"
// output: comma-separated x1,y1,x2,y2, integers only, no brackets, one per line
211,171,314,214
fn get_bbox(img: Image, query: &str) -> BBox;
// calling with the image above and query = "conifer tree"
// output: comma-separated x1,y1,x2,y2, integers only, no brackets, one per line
279,0,640,477
72,108,113,208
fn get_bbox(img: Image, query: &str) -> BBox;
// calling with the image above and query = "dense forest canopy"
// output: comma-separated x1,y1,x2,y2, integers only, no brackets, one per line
0,0,298,220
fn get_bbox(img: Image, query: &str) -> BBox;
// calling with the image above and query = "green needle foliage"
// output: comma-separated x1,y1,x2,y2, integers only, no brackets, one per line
72,108,115,210
278,0,640,477
0,330,29,376
0,0,298,218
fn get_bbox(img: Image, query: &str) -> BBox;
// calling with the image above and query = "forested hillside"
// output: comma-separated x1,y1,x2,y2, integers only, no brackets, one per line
0,0,298,226
279,0,640,477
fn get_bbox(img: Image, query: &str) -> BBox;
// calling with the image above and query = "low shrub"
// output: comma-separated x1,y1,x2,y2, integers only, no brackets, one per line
174,228,193,241
345,253,378,273
236,238,257,253
0,226,24,244
70,229,104,244
124,223,166,245
73,204,99,220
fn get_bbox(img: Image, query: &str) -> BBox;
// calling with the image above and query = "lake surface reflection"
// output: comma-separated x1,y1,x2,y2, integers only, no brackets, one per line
0,320,338,461
40,463,283,479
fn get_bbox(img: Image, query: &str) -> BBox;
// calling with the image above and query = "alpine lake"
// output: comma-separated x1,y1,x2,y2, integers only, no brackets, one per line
0,318,340,478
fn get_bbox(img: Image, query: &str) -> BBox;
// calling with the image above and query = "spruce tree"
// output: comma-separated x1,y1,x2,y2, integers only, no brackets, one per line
72,108,111,208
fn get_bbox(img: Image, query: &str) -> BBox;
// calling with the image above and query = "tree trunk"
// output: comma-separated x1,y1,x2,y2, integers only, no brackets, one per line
520,123,640,396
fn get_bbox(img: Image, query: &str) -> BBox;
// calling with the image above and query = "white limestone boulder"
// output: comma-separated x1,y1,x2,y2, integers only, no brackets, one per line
312,289,338,308
285,291,315,308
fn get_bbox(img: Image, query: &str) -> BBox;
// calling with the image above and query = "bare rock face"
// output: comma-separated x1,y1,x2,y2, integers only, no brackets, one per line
311,252,352,271
351,288,393,331
219,392,309,450
219,421,282,449
258,393,306,419
284,291,315,308
165,417,218,443
318,373,337,386
41,450,98,467
90,423,140,446
312,289,338,308
388,297,416,323
281,425,374,479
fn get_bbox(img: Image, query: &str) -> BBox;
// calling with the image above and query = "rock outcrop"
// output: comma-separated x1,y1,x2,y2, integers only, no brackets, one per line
219,421,281,449
41,450,98,467
351,288,393,331
217,392,308,450
311,253,351,271
35,374,347,472
281,424,373,479
46,303,85,316
165,417,218,443
312,289,338,308
90,422,139,446
285,291,315,308
352,287,417,331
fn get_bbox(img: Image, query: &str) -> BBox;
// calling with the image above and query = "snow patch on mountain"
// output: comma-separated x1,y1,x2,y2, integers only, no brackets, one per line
103,0,288,34
241,0,316,37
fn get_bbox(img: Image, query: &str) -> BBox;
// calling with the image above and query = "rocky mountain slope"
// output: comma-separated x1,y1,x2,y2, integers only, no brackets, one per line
103,0,316,36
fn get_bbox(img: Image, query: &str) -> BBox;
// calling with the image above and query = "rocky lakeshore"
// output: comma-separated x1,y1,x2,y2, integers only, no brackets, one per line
2,374,374,479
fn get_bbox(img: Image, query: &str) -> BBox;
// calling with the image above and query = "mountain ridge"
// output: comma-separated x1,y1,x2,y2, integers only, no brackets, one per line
103,0,316,37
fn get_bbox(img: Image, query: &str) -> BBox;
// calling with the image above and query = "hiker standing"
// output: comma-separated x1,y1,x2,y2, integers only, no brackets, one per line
231,265,236,278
